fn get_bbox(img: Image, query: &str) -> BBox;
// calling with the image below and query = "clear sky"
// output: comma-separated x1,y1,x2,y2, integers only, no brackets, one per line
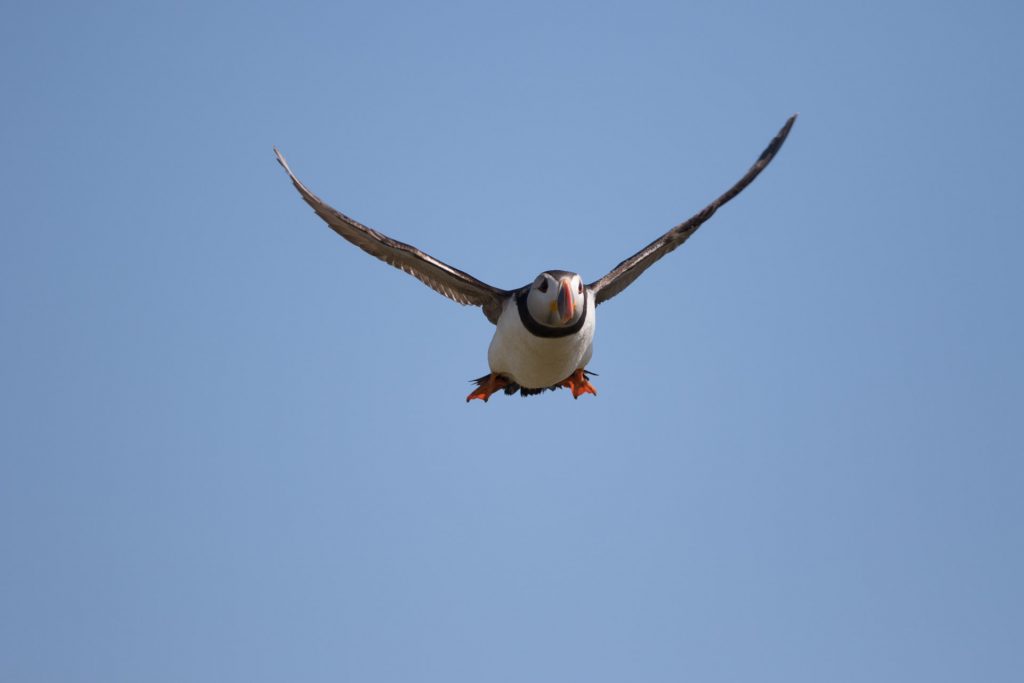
2,1,1022,681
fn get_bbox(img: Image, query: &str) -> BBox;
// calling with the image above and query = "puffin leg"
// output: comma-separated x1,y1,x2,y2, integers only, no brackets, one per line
466,373,510,402
559,369,598,399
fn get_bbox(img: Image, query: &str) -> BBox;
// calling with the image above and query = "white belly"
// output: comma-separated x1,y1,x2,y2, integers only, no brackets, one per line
487,296,596,389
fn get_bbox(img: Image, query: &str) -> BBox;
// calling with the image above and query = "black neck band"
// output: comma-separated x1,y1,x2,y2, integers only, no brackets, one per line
516,290,588,338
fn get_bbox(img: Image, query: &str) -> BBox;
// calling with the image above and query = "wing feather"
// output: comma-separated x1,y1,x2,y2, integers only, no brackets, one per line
275,148,510,324
588,115,796,305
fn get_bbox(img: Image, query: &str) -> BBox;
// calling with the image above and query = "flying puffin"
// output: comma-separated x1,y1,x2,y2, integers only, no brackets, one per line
275,114,795,402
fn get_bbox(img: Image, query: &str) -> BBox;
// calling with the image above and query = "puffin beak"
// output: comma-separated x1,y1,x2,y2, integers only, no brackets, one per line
557,278,575,323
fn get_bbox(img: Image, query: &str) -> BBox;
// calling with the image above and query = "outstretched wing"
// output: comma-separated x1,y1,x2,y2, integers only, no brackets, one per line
587,114,797,305
275,148,511,324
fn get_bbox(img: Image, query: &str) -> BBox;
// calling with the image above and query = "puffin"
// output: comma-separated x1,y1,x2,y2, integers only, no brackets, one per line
275,114,795,402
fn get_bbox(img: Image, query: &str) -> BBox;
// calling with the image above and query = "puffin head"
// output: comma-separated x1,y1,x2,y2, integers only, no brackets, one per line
526,270,586,327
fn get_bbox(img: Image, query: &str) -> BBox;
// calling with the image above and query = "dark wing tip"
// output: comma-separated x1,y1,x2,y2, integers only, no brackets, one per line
273,147,320,205
273,146,295,176
756,113,798,165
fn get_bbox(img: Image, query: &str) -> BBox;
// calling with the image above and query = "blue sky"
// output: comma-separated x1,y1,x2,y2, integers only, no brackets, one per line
2,1,1022,681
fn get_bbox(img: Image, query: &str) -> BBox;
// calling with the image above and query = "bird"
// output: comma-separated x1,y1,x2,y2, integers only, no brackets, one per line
275,114,796,402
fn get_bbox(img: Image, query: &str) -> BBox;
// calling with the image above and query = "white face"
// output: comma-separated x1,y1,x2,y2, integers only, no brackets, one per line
526,271,586,327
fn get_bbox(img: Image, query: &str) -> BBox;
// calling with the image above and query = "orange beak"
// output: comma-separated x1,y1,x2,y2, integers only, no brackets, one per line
557,278,575,323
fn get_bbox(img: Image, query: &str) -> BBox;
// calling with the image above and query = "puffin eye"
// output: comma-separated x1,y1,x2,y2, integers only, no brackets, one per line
577,281,583,294
538,279,549,293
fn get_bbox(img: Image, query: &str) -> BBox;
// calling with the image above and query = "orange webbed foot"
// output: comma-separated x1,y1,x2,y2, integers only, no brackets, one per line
466,373,510,402
559,369,598,399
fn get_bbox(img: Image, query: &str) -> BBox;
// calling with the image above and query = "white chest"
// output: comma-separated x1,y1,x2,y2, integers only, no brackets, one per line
486,294,596,389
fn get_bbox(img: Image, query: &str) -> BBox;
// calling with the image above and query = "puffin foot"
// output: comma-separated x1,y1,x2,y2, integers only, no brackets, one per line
467,373,510,402
558,369,598,399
